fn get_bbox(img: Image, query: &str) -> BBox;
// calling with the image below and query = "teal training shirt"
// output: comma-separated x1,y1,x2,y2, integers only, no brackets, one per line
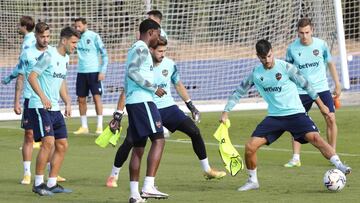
22,32,36,50
153,57,180,109
29,47,69,111
18,45,50,99
124,40,157,104
286,37,332,94
224,59,318,116
76,29,108,73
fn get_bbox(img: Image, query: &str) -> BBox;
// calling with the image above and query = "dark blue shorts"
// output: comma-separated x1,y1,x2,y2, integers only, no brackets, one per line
76,72,103,97
159,105,188,132
21,98,33,130
300,90,335,113
252,113,319,145
126,102,163,145
29,109,68,142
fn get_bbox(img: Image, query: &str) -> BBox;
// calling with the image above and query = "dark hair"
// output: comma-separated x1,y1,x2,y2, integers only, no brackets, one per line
154,37,168,48
147,10,163,20
20,16,35,32
256,39,272,56
60,26,80,39
297,17,312,29
74,17,87,25
35,22,50,34
139,19,160,34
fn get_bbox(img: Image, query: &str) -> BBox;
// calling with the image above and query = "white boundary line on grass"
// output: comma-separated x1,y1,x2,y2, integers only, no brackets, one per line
1,125,359,157
166,138,360,157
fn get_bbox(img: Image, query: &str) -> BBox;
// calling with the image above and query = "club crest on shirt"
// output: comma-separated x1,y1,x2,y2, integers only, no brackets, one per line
162,69,168,77
155,121,162,128
150,65,153,71
260,76,264,81
57,62,59,66
313,49,319,56
298,52,301,56
87,39,91,44
275,73,282,81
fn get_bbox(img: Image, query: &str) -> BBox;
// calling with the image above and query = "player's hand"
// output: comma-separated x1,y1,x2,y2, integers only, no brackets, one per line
155,88,167,97
41,97,52,110
98,73,105,81
109,111,123,134
186,100,200,123
14,103,22,115
333,83,341,98
64,104,71,118
220,112,228,124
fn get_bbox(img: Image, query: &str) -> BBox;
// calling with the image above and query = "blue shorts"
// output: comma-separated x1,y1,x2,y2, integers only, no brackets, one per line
29,109,68,142
252,113,319,145
126,102,163,145
76,72,103,97
300,90,335,113
159,105,188,132
21,98,32,130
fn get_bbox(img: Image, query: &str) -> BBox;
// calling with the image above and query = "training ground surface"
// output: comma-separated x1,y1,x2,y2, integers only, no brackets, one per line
0,107,359,203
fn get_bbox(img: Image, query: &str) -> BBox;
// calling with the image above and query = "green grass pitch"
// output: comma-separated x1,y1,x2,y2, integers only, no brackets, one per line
0,106,359,203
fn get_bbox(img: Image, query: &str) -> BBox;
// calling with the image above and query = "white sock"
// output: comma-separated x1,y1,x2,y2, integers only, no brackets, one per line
248,168,258,183
47,162,51,172
130,181,140,198
23,161,31,176
200,158,211,172
330,155,343,168
292,154,300,161
35,175,44,187
81,116,88,128
97,115,103,129
142,176,155,191
110,166,121,178
47,177,57,188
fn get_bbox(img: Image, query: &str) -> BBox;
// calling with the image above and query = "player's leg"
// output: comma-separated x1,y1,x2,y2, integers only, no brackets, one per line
291,113,351,175
319,90,337,149
47,111,71,193
238,116,283,191
141,133,168,199
106,135,133,188
238,136,266,191
21,129,34,184
20,98,34,184
30,108,54,196
284,139,301,167
176,116,226,179
74,73,89,134
89,72,104,134
129,142,146,203
93,94,103,134
304,132,350,174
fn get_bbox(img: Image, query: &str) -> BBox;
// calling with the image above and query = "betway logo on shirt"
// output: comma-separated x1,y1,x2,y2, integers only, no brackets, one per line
53,72,66,79
157,83,168,88
298,61,319,69
263,86,282,92
77,47,90,52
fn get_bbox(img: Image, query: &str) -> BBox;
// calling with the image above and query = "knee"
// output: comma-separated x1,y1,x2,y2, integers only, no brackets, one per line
245,142,257,155
41,139,54,151
56,140,68,152
78,97,86,105
325,113,336,126
24,131,33,143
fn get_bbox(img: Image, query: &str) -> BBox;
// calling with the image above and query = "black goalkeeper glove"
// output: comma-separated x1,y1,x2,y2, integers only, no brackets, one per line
109,111,124,134
185,100,200,123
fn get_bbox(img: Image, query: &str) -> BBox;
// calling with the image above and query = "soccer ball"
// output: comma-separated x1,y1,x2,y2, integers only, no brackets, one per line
323,169,346,191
